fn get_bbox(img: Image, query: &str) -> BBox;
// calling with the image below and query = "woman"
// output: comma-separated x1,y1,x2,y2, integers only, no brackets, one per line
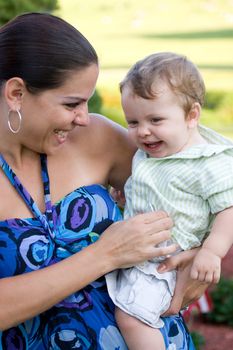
0,13,206,349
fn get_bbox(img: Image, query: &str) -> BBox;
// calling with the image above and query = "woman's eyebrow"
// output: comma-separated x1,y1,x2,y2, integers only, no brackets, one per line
63,96,85,100
62,96,88,102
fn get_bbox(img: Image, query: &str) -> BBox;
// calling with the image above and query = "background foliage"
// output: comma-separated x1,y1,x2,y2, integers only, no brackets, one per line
57,0,233,138
206,278,233,326
0,0,58,25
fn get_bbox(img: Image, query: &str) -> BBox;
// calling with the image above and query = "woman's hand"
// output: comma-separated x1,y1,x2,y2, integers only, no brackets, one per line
97,210,176,271
158,249,209,315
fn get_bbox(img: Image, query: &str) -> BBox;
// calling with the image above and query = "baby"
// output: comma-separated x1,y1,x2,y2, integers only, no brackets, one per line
106,52,233,349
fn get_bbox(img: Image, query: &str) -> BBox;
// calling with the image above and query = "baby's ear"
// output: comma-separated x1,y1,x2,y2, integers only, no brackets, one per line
186,102,201,128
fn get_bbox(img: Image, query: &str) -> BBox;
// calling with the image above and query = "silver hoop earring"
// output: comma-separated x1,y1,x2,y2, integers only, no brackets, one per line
7,109,22,134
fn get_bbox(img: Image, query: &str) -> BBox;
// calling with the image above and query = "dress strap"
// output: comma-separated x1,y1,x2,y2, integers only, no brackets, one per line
0,153,55,238
40,154,54,233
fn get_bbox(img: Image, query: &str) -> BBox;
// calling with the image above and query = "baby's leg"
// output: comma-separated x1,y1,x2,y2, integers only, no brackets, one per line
115,307,165,350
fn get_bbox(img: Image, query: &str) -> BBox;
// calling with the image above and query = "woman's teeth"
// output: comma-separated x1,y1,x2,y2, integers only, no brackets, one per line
54,129,66,137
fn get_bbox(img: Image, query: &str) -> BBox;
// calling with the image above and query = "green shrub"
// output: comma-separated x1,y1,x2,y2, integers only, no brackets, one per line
206,278,233,326
204,90,225,110
101,106,126,126
202,90,233,129
218,92,233,123
0,0,58,25
190,331,205,350
88,90,103,114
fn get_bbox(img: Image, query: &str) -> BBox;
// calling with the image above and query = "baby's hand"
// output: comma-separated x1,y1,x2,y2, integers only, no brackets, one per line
190,247,221,284
109,187,126,208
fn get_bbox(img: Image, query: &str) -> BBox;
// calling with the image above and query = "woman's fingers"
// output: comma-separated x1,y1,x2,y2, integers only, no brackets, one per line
99,210,175,270
155,241,177,255
139,210,171,225
130,213,174,257
134,211,173,238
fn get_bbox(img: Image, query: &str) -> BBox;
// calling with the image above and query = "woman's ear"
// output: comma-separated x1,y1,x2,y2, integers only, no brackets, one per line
186,102,201,128
4,77,25,110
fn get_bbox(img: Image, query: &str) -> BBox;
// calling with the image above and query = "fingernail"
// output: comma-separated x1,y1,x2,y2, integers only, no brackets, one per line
157,264,166,272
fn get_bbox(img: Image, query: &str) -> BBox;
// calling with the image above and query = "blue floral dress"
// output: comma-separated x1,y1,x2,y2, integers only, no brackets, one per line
0,154,195,349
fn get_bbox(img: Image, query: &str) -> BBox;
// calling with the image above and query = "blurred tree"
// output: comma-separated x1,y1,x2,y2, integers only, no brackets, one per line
88,90,103,114
0,0,58,25
0,0,104,117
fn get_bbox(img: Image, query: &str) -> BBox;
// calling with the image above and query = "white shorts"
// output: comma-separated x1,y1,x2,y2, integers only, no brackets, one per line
106,260,176,328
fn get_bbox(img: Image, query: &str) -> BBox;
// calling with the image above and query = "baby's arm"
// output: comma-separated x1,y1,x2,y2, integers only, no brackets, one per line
110,187,126,208
191,206,233,283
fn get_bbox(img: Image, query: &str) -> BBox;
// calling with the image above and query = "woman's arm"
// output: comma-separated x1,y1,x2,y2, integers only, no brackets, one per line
0,211,175,330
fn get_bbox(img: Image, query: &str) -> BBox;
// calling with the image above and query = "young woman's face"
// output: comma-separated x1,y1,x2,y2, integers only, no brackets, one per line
121,82,194,158
20,64,99,154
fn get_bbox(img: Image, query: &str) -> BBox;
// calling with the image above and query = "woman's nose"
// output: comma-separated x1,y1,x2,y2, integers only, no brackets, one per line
73,104,90,126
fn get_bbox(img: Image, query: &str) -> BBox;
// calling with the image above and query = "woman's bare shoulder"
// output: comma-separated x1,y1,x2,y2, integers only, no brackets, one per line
67,113,136,190
90,113,135,151
70,113,126,142
89,113,127,136
90,114,136,190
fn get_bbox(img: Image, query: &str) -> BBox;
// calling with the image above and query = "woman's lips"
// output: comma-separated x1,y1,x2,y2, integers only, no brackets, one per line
54,129,69,143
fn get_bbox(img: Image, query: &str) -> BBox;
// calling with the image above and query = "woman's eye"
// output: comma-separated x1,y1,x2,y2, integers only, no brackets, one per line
64,102,81,110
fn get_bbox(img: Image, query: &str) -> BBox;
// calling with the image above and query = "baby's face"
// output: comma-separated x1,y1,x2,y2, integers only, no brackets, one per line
121,83,195,158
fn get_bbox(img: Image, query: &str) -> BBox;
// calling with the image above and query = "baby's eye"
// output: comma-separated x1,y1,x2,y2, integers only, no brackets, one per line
127,121,138,128
151,118,162,124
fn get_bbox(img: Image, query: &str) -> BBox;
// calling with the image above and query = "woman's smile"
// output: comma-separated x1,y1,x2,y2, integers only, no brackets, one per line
53,129,70,144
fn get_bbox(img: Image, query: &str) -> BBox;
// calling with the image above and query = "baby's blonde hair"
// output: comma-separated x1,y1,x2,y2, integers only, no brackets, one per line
120,52,205,115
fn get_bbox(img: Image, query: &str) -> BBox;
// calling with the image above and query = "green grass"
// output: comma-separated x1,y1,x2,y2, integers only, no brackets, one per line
57,0,233,90
56,0,233,85
56,0,233,138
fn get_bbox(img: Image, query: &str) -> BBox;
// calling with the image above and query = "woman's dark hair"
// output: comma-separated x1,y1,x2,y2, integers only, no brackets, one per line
0,12,98,93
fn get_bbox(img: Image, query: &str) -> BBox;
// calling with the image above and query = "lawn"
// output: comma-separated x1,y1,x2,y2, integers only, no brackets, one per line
56,0,233,137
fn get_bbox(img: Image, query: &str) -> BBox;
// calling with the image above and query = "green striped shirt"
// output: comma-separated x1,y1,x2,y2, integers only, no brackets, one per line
124,125,233,250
